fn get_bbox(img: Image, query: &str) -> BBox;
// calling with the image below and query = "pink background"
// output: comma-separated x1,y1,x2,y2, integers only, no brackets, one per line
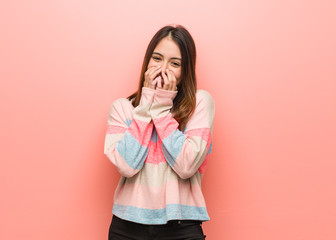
1,0,335,239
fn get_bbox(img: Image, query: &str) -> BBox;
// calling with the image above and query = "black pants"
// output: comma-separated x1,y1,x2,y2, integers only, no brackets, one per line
108,215,206,240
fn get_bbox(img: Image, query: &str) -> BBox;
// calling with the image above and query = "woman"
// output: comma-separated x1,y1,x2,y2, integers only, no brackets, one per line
104,24,215,240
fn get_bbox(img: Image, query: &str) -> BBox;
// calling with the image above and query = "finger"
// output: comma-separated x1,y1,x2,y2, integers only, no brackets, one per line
144,66,156,77
148,65,160,73
150,67,162,80
161,71,169,90
145,66,160,80
144,67,154,86
165,69,173,91
157,75,162,88
144,66,161,87
166,69,177,91
151,78,158,89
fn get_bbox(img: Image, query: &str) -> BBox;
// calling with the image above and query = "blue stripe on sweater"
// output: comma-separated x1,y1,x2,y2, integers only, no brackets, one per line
125,118,133,127
161,130,186,167
150,127,159,143
208,142,213,154
112,204,209,225
116,131,149,170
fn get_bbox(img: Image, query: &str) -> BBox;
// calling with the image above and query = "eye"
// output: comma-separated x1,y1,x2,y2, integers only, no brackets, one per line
171,62,181,67
152,56,161,61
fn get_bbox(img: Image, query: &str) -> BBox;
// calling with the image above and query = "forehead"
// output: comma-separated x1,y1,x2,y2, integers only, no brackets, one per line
153,37,181,58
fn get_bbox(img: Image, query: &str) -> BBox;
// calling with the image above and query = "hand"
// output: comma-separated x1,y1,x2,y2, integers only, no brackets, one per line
143,65,161,89
158,69,177,91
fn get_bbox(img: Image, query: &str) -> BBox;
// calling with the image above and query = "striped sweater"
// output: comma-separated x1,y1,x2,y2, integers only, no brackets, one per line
104,87,215,225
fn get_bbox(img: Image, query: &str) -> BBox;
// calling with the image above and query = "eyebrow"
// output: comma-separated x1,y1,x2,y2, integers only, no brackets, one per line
152,52,182,61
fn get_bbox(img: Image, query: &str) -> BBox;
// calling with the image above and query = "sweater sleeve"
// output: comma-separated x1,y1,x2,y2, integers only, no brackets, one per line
104,87,155,177
150,88,215,179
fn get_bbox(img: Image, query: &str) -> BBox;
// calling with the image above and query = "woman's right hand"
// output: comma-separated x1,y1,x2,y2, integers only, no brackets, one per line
143,65,161,89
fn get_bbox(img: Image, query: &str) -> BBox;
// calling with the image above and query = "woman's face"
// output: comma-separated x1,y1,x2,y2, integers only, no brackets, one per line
147,36,182,84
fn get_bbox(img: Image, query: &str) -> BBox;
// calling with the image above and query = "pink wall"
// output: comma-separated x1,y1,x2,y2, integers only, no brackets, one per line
1,0,335,239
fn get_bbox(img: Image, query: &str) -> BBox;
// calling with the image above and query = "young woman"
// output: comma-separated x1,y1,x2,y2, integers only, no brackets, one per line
104,24,215,240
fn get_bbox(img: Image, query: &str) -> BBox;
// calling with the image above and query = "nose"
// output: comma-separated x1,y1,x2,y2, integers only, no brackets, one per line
160,61,168,72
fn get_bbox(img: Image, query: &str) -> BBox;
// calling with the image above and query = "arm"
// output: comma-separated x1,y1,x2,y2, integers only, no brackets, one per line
150,88,215,179
104,87,155,177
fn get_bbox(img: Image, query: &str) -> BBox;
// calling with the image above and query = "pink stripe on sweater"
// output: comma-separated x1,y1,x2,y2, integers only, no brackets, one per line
145,140,166,164
198,154,210,174
127,120,153,146
153,115,179,140
185,128,211,143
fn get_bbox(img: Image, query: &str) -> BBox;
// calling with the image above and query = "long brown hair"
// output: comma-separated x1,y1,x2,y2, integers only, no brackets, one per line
128,24,197,131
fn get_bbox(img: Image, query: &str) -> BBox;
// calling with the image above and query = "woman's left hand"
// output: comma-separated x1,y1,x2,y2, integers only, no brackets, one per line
158,69,177,91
